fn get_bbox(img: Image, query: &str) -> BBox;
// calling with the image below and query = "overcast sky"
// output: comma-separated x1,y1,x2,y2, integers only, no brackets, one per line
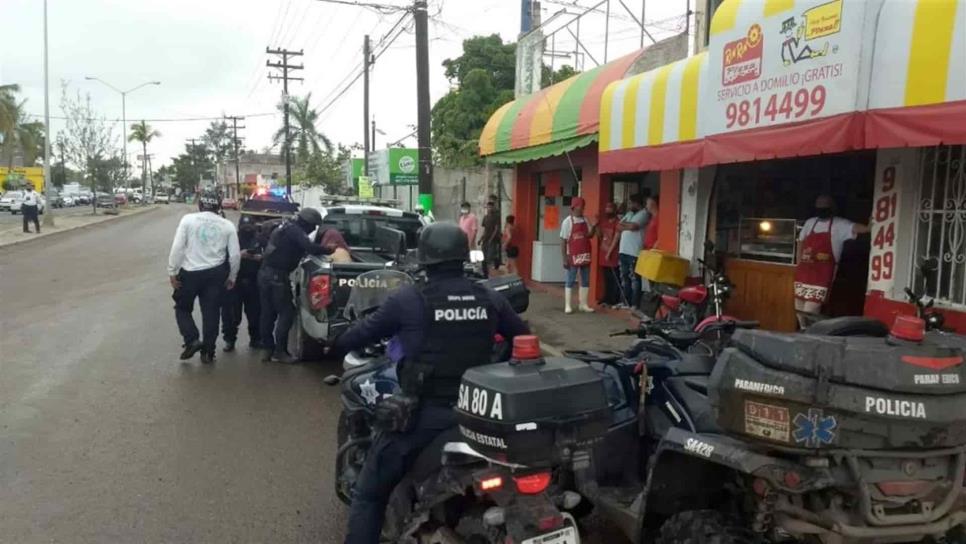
1,0,687,173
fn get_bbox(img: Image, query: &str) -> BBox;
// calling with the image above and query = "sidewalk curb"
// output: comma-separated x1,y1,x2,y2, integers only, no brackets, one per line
0,206,161,250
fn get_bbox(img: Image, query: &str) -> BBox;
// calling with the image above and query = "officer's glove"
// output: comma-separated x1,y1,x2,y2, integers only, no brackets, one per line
373,394,419,433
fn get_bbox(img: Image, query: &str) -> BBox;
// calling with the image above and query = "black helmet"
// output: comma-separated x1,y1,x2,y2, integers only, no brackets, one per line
297,207,323,226
417,222,468,265
198,190,221,212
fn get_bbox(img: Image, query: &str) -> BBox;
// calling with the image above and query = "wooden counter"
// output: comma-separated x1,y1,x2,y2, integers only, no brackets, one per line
724,258,797,332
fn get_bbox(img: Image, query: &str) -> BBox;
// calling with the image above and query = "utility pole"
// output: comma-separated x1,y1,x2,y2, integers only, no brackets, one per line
266,47,304,197
414,0,433,214
186,138,201,192
363,35,372,176
225,115,246,198
42,0,54,227
59,138,66,187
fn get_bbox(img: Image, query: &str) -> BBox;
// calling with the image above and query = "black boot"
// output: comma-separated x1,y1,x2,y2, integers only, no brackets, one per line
271,351,297,364
180,340,203,360
223,340,236,353
200,350,215,364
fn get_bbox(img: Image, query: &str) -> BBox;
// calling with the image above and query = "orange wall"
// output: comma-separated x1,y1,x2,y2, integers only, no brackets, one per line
511,148,606,303
656,170,680,254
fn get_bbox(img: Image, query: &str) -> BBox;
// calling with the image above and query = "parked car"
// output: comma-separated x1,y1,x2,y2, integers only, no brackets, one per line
10,195,46,214
155,194,170,204
0,190,24,211
221,197,238,210
76,193,92,205
114,193,128,206
95,193,116,208
47,190,64,208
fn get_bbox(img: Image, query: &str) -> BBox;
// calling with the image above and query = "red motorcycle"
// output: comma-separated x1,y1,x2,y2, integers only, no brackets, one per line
656,243,739,333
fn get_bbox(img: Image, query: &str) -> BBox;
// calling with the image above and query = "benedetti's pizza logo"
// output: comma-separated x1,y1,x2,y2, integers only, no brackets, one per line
722,24,764,86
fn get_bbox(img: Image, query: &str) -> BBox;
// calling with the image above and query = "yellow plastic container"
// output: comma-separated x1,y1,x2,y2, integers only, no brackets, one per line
635,250,689,286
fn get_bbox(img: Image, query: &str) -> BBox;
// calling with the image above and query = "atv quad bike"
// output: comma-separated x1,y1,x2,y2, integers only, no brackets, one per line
565,310,966,543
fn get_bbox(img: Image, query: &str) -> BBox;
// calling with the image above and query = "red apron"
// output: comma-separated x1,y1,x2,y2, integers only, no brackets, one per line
794,218,836,303
599,217,619,268
567,218,592,267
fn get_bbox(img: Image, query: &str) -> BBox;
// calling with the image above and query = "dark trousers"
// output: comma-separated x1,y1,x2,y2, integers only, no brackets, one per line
22,205,39,232
221,275,261,344
602,265,621,305
619,253,642,308
345,406,455,544
258,267,294,353
481,239,501,277
173,264,228,354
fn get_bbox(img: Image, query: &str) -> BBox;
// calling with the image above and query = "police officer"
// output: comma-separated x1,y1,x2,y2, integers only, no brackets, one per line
258,207,330,363
167,190,240,364
336,222,529,544
221,218,263,352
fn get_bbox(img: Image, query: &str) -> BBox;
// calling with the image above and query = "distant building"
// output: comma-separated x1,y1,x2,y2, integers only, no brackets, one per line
216,152,284,198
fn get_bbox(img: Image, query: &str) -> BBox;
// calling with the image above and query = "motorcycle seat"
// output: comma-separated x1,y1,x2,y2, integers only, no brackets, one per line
674,354,716,375
666,330,702,349
804,316,889,337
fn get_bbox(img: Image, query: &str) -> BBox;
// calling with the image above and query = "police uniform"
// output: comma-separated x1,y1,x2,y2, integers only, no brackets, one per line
336,266,529,544
221,223,263,348
258,211,328,359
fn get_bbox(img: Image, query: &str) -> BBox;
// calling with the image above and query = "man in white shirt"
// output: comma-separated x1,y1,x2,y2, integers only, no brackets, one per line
167,190,241,363
616,194,650,309
22,186,41,233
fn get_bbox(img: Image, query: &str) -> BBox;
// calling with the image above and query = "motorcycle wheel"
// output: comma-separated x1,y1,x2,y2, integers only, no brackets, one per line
656,510,759,544
455,511,506,544
334,419,371,505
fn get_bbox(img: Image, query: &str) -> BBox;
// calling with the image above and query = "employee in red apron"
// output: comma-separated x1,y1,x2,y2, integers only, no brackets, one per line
794,195,869,327
560,197,596,314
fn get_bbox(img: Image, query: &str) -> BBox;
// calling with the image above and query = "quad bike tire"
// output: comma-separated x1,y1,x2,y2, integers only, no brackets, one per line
657,510,761,544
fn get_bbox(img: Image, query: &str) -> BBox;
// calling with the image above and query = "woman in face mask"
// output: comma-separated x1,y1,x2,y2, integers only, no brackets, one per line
793,194,870,327
458,201,479,248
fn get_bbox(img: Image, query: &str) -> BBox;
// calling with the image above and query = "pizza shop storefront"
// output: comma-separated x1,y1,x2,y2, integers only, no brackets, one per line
597,0,966,332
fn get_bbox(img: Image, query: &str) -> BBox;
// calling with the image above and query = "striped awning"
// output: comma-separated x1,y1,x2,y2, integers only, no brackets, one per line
866,0,966,148
479,50,645,163
599,53,708,173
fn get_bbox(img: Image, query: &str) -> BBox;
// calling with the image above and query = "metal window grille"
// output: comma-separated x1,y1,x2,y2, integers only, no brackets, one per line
913,145,966,309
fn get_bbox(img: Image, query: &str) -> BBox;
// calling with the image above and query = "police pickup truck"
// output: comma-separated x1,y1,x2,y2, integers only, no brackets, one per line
291,198,528,361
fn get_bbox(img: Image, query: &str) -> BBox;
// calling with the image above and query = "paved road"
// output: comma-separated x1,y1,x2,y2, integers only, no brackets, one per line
0,205,347,543
0,205,628,543
0,205,91,226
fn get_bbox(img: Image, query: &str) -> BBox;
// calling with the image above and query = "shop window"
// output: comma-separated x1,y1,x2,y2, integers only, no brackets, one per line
913,145,966,309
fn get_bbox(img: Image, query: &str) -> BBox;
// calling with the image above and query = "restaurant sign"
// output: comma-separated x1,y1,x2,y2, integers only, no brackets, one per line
703,0,867,137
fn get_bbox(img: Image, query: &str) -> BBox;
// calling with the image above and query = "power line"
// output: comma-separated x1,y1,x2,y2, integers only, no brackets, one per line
316,14,410,119
27,112,275,123
312,0,409,13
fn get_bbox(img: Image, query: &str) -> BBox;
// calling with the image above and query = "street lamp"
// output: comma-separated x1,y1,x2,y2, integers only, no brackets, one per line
84,77,160,187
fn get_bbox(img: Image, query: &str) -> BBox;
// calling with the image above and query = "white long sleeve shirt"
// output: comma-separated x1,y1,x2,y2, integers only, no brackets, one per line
167,212,241,281
22,191,39,206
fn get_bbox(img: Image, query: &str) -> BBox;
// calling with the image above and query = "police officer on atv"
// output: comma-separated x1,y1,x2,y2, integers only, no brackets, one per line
336,222,529,544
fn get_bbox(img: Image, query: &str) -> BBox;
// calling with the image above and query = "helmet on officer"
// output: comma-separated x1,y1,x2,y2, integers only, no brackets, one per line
296,207,323,232
198,190,221,212
417,222,468,266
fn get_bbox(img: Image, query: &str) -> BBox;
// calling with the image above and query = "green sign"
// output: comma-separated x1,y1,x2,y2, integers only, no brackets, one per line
368,148,419,186
358,176,374,198
344,158,365,189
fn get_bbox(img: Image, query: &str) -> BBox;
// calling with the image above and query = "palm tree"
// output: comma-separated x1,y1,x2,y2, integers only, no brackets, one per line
0,85,44,171
128,120,161,197
272,93,333,164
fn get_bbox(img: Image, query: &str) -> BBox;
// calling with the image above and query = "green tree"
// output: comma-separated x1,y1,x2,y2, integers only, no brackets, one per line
203,120,233,163
542,64,579,87
128,121,161,196
59,83,117,211
431,35,517,167
0,84,45,169
172,142,213,194
295,144,352,193
274,93,333,165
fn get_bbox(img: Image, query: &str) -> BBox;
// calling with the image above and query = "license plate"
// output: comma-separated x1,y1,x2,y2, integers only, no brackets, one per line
522,526,578,544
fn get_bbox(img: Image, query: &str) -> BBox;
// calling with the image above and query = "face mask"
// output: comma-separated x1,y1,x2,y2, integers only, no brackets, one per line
460,208,469,215
816,207,832,219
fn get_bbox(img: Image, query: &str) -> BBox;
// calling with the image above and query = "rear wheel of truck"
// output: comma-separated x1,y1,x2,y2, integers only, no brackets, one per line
656,510,759,544
292,310,325,362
